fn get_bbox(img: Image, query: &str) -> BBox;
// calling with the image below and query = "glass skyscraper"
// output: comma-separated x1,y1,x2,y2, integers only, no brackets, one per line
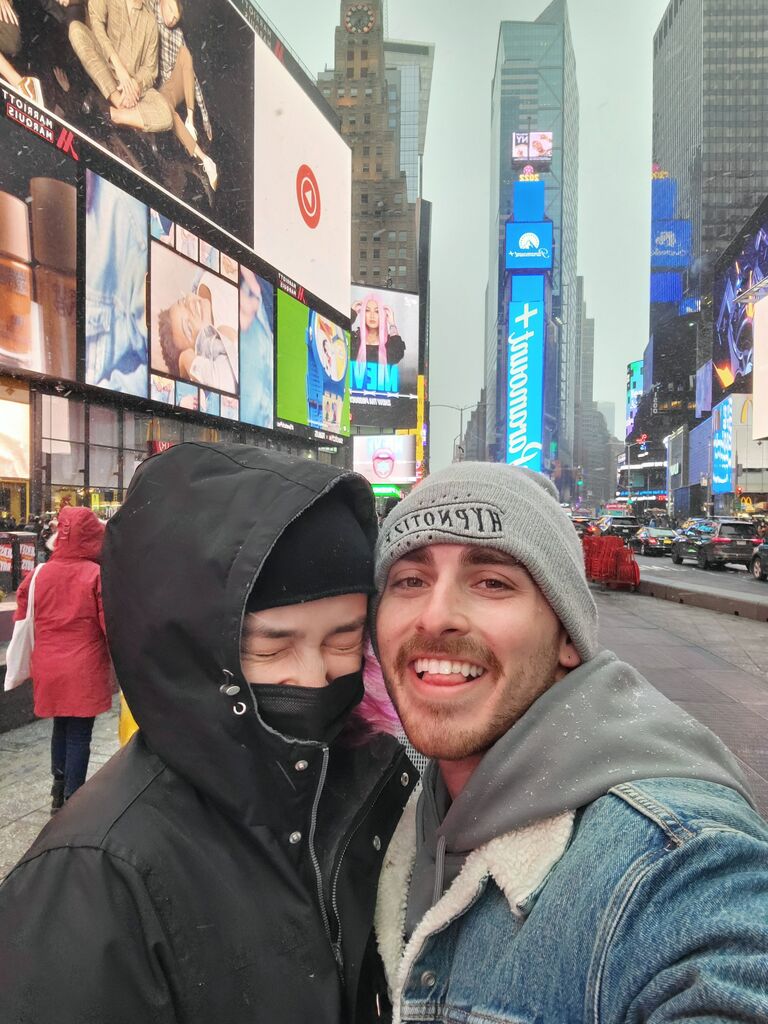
484,0,579,466
652,0,768,370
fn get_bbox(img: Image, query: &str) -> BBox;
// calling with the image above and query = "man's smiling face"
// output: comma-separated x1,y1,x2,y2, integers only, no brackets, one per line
376,544,579,762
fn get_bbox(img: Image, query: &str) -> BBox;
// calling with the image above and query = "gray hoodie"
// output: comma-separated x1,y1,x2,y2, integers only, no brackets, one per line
404,649,753,938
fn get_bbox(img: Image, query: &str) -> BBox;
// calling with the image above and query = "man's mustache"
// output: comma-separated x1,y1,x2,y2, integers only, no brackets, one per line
393,635,503,677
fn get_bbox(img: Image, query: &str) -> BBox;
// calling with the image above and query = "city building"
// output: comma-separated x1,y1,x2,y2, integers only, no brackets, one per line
652,1,768,375
382,40,434,203
597,401,616,438
572,278,614,507
0,3,354,533
318,1,433,294
484,0,579,477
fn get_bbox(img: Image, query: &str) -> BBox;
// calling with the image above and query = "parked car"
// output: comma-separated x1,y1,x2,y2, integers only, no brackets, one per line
751,540,768,581
670,519,761,569
598,515,642,540
629,526,677,556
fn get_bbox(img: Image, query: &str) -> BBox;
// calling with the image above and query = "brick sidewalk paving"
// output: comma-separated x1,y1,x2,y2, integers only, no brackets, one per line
1,590,767,878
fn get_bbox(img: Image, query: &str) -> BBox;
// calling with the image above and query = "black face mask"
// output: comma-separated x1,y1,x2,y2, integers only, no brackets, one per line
252,671,365,745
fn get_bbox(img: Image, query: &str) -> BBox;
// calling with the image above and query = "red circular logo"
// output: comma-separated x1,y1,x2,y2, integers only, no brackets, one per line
296,164,321,229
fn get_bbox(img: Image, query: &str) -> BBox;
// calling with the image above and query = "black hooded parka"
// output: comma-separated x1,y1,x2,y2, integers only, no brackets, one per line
0,444,415,1024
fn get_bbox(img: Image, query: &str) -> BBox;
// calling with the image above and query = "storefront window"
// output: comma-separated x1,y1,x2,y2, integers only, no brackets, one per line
89,404,120,447
89,444,120,488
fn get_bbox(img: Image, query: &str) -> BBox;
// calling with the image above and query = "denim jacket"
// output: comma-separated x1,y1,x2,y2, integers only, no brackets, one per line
376,777,768,1023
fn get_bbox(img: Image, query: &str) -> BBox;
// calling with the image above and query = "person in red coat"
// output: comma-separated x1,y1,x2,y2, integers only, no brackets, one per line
14,506,113,813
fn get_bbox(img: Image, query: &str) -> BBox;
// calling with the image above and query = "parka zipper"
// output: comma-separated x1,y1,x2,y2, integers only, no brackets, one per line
329,756,404,967
308,745,342,971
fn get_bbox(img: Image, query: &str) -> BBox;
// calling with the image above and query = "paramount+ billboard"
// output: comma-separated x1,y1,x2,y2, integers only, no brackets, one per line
506,299,544,472
505,221,553,271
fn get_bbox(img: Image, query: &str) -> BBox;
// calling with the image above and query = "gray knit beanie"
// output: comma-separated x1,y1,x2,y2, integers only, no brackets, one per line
372,462,599,662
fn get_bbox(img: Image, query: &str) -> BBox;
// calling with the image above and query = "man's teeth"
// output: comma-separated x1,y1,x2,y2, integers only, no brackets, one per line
413,658,485,679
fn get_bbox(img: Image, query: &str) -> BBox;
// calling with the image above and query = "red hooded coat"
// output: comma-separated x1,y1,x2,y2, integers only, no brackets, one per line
14,507,113,718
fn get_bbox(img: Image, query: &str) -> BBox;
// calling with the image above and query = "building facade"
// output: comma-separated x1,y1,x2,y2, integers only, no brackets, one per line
484,0,579,472
318,1,433,295
652,0,768,373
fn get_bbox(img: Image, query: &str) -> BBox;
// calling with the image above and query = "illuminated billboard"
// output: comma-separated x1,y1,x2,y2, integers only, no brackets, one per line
85,169,274,428
506,300,544,471
712,397,734,494
713,223,768,402
0,398,29,480
753,296,768,440
0,115,77,382
505,222,553,271
349,286,419,430
695,361,713,419
511,132,553,167
0,0,255,247
353,435,417,485
625,359,644,439
650,272,683,303
275,289,350,443
253,32,351,317
651,220,691,268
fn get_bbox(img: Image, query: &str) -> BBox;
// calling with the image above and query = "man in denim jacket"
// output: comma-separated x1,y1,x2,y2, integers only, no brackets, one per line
372,462,768,1023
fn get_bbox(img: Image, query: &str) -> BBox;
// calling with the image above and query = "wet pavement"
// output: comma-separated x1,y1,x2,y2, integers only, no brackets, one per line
1,590,767,879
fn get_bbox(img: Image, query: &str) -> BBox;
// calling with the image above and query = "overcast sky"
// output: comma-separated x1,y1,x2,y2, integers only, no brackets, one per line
255,0,670,468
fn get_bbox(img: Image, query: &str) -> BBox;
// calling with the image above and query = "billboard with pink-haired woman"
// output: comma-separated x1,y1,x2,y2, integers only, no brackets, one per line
349,285,419,429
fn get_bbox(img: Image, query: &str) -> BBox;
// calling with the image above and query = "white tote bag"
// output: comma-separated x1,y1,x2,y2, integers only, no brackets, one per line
4,565,42,692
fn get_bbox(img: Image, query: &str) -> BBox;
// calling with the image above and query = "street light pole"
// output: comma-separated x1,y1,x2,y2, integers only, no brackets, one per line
432,402,486,462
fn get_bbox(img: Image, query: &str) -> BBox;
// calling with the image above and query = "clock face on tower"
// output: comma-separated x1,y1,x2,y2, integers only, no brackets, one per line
344,3,376,34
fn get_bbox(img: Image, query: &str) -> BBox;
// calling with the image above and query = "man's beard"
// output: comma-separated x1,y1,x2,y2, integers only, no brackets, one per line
383,633,562,762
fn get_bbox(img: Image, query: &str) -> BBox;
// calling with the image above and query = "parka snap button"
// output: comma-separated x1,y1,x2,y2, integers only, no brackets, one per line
294,760,309,772
220,683,241,696
372,835,381,851
420,971,436,988
289,831,302,845
400,772,410,787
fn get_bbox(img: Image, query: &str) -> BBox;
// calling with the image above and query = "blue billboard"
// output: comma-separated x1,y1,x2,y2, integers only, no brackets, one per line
506,298,544,471
505,221,553,271
651,220,692,268
650,272,683,303
712,396,734,494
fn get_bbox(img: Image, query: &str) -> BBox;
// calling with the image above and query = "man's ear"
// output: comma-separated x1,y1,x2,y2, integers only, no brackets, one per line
558,632,582,671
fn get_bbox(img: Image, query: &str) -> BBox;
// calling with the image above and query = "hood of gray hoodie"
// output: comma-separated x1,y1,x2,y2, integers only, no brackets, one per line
404,649,753,939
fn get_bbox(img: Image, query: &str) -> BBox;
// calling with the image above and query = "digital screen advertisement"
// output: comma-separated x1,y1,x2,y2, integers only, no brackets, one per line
511,131,553,166
86,169,274,429
711,397,734,495
275,289,350,442
0,114,78,383
713,223,768,402
625,359,644,439
349,286,420,430
695,360,713,419
0,398,29,480
506,299,544,472
252,32,351,317
505,221,553,271
650,271,683,303
650,220,691,268
353,435,417,485
752,295,768,440
0,0,255,247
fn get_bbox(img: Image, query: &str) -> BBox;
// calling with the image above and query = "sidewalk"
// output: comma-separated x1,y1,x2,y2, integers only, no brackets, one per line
1,590,767,879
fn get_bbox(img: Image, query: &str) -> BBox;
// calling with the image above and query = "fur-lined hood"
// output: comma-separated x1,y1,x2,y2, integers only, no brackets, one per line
375,786,574,1022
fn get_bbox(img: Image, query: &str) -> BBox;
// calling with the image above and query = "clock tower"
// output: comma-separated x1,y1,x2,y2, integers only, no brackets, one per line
317,0,417,293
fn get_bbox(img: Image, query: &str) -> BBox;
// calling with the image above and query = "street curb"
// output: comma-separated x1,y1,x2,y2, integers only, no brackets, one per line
634,578,768,622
